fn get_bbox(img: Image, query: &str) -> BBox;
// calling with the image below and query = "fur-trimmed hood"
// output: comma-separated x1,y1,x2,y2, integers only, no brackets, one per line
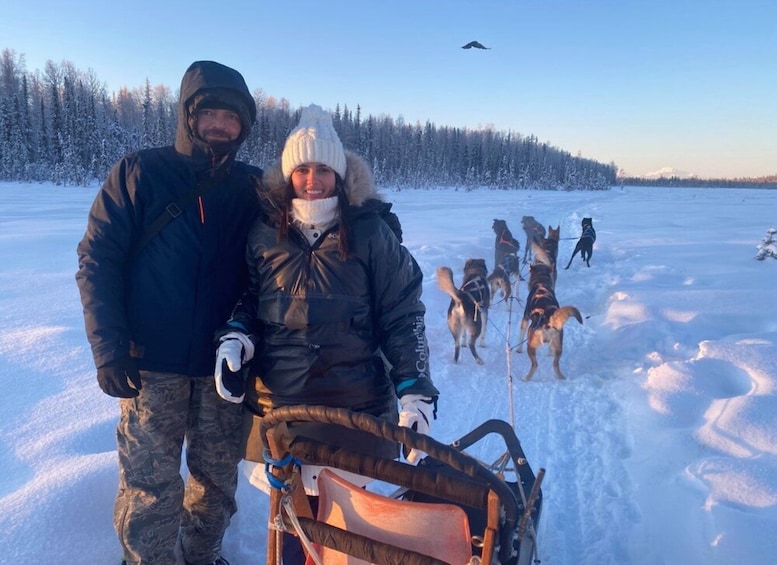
260,150,382,210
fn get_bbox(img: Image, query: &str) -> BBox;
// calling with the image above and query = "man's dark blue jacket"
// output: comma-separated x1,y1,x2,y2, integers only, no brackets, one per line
76,61,261,376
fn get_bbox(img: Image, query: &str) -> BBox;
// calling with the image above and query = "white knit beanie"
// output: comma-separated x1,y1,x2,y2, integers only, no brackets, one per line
281,104,347,181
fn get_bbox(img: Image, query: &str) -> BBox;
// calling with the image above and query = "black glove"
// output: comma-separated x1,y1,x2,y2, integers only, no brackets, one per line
97,356,142,398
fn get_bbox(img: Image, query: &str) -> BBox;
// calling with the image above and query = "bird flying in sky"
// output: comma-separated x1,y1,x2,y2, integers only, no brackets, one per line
461,41,490,50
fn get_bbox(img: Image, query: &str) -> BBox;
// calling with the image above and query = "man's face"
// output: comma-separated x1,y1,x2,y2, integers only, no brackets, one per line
195,108,242,144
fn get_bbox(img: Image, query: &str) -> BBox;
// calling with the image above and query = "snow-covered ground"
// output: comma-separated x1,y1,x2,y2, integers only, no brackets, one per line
1,182,775,564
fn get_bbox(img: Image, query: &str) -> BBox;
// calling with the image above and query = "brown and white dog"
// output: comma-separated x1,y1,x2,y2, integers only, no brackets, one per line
487,264,513,306
437,259,490,365
520,216,547,265
531,225,560,287
516,263,583,381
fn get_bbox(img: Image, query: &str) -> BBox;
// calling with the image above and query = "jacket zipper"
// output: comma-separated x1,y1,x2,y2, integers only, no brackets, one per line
197,196,205,224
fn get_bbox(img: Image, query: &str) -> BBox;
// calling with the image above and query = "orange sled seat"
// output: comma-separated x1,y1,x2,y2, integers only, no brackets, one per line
305,468,474,564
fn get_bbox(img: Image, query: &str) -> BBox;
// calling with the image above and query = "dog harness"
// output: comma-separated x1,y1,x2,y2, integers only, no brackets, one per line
461,276,488,322
499,229,519,249
581,226,596,241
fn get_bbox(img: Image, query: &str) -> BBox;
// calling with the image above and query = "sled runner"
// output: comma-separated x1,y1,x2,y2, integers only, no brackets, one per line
260,405,543,565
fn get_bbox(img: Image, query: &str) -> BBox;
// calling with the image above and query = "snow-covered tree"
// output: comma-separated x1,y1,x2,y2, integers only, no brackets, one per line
2,51,620,189
755,227,777,260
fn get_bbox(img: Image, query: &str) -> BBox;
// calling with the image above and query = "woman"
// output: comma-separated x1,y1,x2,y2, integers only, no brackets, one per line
213,104,439,563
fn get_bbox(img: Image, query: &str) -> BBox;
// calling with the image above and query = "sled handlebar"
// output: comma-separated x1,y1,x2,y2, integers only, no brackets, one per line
259,405,520,524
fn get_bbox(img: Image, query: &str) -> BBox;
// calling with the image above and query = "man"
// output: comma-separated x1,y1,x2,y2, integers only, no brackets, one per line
76,60,261,565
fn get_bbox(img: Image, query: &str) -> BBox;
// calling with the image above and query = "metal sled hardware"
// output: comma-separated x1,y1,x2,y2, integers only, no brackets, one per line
260,405,544,565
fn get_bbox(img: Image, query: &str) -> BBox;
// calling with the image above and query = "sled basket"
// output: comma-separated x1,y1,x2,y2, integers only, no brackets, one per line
260,405,543,565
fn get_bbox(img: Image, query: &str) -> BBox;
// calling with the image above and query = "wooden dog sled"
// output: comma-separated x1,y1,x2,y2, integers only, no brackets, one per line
260,405,543,565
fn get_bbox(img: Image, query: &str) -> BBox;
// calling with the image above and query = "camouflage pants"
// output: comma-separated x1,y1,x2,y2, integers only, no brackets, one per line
115,371,242,565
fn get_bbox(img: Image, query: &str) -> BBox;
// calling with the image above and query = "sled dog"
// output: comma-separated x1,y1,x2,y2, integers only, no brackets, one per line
492,219,521,281
532,225,560,287
516,263,582,380
437,259,490,365
520,216,546,264
565,217,596,269
487,264,513,305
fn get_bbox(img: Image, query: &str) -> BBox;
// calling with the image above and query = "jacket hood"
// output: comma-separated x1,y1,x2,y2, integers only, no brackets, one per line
174,60,256,168
261,151,381,210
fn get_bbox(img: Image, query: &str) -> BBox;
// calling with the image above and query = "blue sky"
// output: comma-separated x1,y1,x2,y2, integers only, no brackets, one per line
4,0,776,179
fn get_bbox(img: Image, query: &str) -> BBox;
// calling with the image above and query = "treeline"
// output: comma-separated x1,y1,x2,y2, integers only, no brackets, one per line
0,49,617,189
621,176,777,189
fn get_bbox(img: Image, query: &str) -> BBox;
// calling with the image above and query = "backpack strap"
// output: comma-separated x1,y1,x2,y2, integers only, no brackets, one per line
130,173,224,260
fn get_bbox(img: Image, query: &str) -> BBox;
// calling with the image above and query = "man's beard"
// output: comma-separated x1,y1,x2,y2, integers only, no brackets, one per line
201,129,237,156
202,128,234,143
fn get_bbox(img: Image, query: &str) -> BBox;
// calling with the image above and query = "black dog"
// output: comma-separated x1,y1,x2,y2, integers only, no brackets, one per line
492,219,521,281
437,259,490,365
564,218,596,269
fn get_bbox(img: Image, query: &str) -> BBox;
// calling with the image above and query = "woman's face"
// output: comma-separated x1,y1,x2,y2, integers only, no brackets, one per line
290,163,337,200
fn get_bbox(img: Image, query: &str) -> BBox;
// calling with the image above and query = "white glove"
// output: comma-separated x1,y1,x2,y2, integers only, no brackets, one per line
214,331,255,403
398,394,434,464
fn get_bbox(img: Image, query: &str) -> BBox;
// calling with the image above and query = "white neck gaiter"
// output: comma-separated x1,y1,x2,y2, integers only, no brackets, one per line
290,196,339,244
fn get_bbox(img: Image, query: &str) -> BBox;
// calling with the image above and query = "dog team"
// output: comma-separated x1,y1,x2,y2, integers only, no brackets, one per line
437,216,596,380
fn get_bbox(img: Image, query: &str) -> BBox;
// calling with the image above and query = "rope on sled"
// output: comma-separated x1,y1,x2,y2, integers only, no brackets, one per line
281,495,324,565
504,291,516,429
263,449,302,491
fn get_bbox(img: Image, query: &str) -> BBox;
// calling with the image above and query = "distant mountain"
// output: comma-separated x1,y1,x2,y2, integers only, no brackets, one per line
643,166,696,180
619,167,777,187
